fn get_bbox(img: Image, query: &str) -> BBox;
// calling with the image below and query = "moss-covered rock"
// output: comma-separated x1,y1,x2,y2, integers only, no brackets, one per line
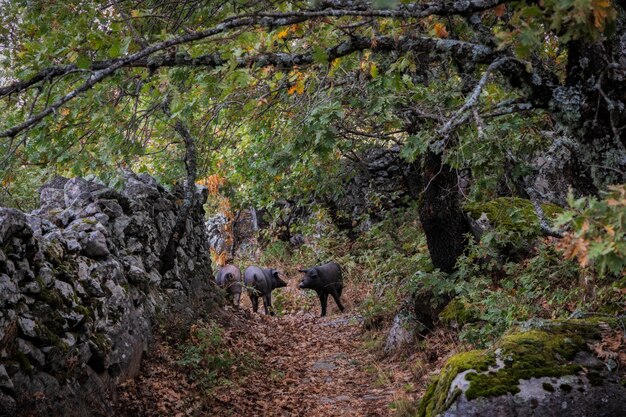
418,319,626,417
465,197,562,229
438,299,477,326
418,350,495,417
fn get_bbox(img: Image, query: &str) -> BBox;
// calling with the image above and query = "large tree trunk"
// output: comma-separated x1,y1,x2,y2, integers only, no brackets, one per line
418,151,471,273
558,6,626,193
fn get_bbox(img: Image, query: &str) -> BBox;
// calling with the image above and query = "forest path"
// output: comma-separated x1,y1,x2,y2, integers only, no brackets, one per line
207,311,413,417
116,307,416,417
205,313,411,417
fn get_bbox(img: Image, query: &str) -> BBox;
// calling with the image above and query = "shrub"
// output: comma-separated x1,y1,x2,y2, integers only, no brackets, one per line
556,185,626,277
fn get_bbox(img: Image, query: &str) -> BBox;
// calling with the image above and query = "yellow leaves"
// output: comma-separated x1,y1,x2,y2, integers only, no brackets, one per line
199,174,226,195
276,28,289,40
288,71,305,95
588,325,626,371
211,248,227,267
358,52,379,78
605,185,626,206
218,198,231,214
1,173,13,187
433,22,449,38
493,4,507,17
591,0,614,30
60,108,71,117
558,233,590,267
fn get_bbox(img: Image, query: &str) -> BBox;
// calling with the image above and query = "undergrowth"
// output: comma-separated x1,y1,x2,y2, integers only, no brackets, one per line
177,321,258,392
232,191,623,350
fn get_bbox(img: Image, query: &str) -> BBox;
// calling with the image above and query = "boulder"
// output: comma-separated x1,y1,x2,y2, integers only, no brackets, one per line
418,319,626,417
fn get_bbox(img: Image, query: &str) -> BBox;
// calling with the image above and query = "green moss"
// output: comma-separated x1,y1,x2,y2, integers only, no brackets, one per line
74,304,92,319
36,323,62,346
418,320,605,416
465,197,562,236
417,350,495,417
90,332,112,354
14,350,33,374
542,382,555,392
37,287,63,308
439,299,476,325
587,371,603,386
464,326,588,400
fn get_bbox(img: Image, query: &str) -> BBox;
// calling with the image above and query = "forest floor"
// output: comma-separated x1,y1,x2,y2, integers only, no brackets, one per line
115,304,454,417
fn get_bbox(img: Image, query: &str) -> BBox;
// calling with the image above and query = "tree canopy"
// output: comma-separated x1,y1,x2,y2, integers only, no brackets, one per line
0,0,624,216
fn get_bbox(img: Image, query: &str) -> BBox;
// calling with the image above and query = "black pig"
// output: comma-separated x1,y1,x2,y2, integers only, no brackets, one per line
243,266,287,315
215,264,242,307
299,262,344,317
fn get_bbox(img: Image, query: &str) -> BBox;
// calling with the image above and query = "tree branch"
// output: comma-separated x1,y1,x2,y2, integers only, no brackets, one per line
525,187,564,238
252,0,512,19
438,57,517,139
159,98,198,275
0,34,495,139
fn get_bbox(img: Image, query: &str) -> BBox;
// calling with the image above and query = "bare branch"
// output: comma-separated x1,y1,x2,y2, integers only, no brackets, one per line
526,187,564,238
438,57,517,138
252,0,512,20
159,97,198,275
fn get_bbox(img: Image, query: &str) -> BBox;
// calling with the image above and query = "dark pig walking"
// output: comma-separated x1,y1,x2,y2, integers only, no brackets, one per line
299,262,345,317
243,266,287,315
215,264,242,307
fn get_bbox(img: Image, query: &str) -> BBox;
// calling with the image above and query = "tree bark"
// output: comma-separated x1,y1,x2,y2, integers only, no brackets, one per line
418,151,471,273
159,115,197,275
558,5,626,193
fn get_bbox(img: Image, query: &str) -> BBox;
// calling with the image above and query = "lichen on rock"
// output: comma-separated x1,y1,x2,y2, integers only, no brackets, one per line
418,319,626,417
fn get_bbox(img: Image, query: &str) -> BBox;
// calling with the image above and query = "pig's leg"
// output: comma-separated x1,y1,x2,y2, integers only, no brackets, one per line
251,295,259,313
263,294,273,316
233,292,241,307
319,291,328,317
330,288,345,312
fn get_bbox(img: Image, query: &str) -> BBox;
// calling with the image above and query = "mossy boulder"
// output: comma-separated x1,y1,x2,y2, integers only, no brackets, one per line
465,197,562,237
418,319,626,417
439,299,477,327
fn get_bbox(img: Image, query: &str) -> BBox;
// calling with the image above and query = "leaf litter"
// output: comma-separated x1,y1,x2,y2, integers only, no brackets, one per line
114,305,444,417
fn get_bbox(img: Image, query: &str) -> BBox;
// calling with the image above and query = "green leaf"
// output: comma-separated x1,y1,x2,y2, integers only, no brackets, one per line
312,46,328,65
76,54,91,70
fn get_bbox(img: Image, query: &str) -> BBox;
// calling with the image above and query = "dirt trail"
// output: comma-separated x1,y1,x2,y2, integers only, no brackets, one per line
211,312,411,417
117,308,418,417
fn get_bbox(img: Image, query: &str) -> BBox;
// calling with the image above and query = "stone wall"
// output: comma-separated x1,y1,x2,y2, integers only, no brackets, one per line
0,172,216,416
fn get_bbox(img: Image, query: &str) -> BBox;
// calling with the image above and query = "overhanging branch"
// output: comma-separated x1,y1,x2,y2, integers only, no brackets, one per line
0,34,495,139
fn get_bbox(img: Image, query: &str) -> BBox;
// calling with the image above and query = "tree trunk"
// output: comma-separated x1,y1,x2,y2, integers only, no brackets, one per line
558,6,626,193
159,117,197,275
418,151,471,273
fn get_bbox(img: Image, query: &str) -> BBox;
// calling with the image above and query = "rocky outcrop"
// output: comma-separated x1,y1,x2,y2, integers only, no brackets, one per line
206,213,229,254
0,172,216,417
418,319,626,417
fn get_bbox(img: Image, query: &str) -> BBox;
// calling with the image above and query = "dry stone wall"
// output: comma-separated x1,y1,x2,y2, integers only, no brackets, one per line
0,172,216,417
